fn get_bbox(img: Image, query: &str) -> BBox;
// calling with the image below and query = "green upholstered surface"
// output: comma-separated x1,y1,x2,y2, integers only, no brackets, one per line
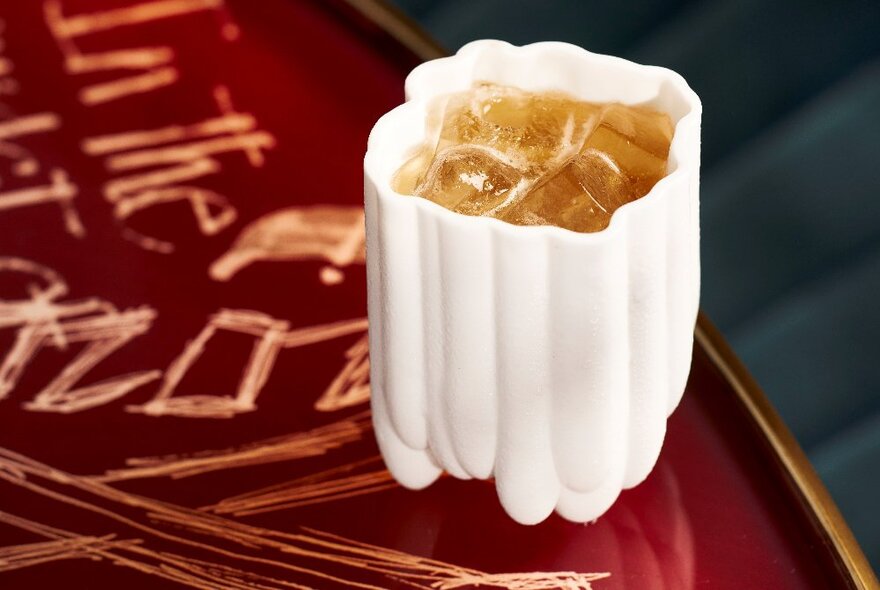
389,0,880,570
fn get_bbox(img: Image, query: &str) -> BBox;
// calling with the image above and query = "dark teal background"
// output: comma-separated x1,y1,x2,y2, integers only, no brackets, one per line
388,0,880,570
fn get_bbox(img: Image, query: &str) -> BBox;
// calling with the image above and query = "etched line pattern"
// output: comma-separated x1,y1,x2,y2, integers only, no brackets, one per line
0,513,140,573
44,0,270,253
129,308,289,418
0,511,312,590
210,206,366,285
97,411,372,482
0,112,60,142
129,312,367,418
0,448,609,589
0,20,19,94
0,258,159,409
0,168,83,237
83,85,274,253
82,67,178,105
0,257,71,327
0,20,18,96
46,0,225,37
0,110,84,236
43,0,228,106
19,307,160,413
314,333,370,412
101,87,273,172
1,259,368,415
0,536,119,572
0,21,82,235
206,456,396,516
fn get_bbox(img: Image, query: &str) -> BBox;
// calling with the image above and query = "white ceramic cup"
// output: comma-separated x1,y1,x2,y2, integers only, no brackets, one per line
364,40,701,525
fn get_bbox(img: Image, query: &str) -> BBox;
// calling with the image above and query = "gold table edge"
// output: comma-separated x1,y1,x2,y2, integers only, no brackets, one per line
696,312,879,589
342,0,446,60
337,0,878,584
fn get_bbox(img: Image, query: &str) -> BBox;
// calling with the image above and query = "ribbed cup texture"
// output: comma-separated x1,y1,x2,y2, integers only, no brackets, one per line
365,40,701,524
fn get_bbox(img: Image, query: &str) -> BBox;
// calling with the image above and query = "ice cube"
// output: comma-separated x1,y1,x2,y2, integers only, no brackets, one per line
415,146,522,216
392,146,434,196
500,147,629,232
578,103,673,199
438,84,599,171
392,83,674,233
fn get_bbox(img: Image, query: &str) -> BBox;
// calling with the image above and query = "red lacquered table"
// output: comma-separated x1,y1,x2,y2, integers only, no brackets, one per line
0,1,875,588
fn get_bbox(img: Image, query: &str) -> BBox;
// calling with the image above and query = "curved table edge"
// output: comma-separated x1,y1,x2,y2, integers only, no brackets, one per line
696,312,879,589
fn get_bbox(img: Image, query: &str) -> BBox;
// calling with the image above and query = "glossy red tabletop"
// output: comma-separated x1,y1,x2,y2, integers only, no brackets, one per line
0,1,868,588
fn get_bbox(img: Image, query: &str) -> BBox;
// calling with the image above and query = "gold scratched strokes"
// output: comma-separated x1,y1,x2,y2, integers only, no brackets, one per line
129,311,368,418
0,511,315,590
205,456,396,516
96,418,388,511
84,85,276,254
96,411,372,481
313,333,370,412
0,447,610,589
0,514,142,574
0,28,84,237
0,257,368,416
0,257,160,411
44,0,236,106
95,417,389,512
210,206,367,287
44,0,269,253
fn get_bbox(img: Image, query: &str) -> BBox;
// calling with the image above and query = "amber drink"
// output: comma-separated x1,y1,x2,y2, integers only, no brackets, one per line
365,41,702,525
393,83,674,233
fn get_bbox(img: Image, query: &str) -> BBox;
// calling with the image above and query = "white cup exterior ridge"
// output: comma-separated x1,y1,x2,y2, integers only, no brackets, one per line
364,40,702,525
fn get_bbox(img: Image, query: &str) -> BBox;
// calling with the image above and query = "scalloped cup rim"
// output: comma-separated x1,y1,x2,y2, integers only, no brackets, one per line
364,39,702,244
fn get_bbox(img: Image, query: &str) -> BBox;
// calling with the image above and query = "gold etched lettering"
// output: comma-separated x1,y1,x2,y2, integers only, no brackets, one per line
20,308,161,413
115,186,236,237
0,27,19,96
0,169,85,238
314,334,370,412
86,86,273,252
210,206,366,283
0,110,84,236
130,313,368,418
119,227,175,254
0,113,60,176
79,66,178,106
83,112,255,155
67,47,175,72
0,112,60,140
103,158,219,203
44,0,227,105
105,130,274,171
0,258,159,410
47,0,224,38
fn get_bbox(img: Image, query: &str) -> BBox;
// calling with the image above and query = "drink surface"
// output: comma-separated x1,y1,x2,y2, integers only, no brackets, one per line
392,83,674,232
